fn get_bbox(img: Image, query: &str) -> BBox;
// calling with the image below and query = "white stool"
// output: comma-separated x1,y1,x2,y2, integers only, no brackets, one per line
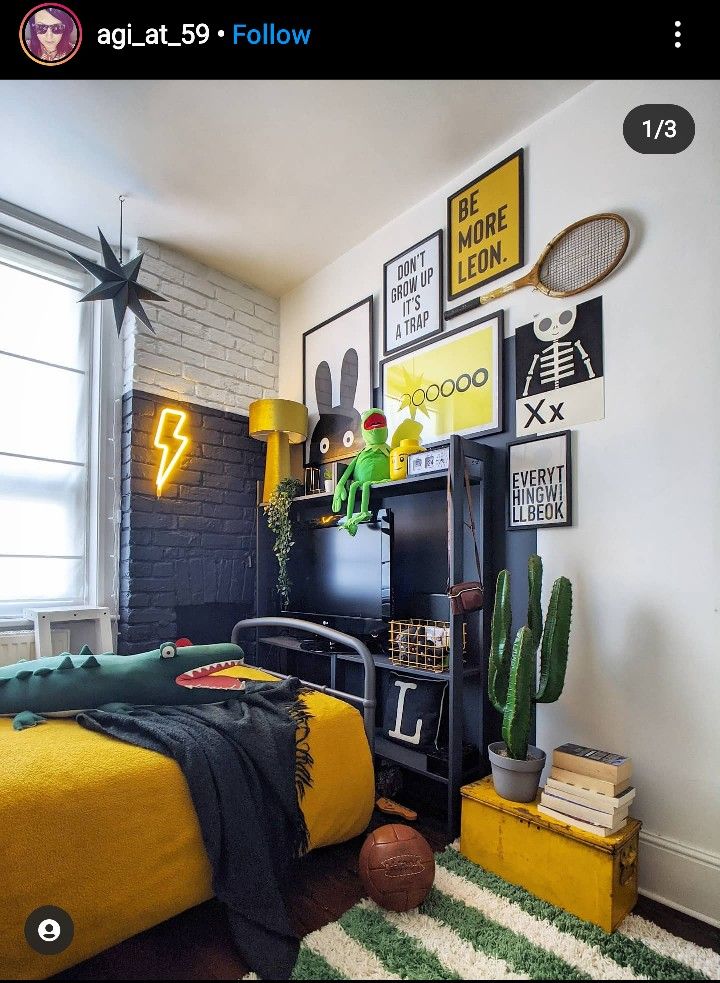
22,607,114,660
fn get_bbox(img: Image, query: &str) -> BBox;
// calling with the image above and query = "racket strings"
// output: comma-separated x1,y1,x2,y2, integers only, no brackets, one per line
540,218,627,293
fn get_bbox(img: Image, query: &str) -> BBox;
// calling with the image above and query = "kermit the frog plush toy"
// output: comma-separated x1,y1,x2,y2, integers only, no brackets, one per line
332,408,390,535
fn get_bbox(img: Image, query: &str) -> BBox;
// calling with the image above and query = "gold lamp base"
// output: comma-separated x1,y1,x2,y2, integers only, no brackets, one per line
248,398,308,502
263,430,291,503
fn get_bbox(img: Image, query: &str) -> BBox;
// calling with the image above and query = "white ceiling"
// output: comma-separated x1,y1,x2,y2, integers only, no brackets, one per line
0,80,591,297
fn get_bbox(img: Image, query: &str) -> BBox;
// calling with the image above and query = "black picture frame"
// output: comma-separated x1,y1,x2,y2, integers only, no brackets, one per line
446,148,525,301
383,229,444,356
507,429,572,531
302,296,374,466
379,308,504,448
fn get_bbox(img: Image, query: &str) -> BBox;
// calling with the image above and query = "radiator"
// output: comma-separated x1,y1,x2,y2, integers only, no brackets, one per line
0,629,71,666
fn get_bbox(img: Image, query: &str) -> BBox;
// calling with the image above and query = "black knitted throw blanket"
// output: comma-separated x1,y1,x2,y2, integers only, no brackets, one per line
78,677,313,979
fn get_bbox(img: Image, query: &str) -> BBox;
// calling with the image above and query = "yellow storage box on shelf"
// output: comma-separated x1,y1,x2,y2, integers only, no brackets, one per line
460,776,641,932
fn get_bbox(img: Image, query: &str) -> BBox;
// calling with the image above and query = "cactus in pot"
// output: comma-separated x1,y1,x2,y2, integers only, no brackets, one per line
488,554,572,801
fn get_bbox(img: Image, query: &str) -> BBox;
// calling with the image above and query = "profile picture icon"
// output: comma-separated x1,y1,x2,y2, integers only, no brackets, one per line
24,904,74,955
38,918,61,941
20,4,82,66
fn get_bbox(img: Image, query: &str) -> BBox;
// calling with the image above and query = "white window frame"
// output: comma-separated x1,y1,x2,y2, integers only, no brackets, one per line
0,215,121,625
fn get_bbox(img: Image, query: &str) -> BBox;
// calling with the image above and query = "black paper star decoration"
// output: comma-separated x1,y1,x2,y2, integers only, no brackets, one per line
68,228,166,335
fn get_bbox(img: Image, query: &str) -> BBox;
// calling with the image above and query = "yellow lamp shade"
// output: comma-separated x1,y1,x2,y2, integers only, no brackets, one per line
248,398,308,502
249,398,307,444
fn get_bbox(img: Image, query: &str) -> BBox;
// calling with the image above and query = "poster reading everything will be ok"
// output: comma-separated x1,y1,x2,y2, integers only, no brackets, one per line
383,230,443,355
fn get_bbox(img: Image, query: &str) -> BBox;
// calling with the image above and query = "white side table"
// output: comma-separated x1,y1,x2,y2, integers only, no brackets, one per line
22,607,114,660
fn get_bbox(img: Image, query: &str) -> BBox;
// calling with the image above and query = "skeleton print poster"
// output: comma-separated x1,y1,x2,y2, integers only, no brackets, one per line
514,295,604,436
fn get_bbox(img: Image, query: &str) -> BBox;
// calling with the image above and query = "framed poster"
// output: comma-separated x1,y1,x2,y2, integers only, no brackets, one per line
447,148,524,301
508,431,572,530
303,297,373,466
380,310,503,449
515,295,604,436
383,230,443,355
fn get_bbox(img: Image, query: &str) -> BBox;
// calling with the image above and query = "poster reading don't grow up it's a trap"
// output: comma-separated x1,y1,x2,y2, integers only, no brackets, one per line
514,295,604,436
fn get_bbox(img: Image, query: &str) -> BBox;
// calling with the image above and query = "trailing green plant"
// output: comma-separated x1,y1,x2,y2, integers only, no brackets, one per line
264,477,302,610
489,554,572,760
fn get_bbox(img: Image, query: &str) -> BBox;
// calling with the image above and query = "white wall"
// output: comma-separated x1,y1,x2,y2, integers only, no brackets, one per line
279,79,720,923
123,239,279,413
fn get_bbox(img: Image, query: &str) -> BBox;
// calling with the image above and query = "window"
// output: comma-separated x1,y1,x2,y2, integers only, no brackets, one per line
0,238,114,618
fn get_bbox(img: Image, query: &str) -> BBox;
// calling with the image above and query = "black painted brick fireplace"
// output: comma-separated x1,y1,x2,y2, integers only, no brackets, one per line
119,390,265,653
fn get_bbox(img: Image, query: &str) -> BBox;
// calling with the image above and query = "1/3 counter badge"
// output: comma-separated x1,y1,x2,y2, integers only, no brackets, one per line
623,104,695,154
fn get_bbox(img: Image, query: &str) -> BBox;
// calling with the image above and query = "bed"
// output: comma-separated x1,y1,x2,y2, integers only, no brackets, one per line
0,618,376,980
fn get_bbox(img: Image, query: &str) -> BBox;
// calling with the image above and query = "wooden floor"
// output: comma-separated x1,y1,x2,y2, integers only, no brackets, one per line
56,812,719,980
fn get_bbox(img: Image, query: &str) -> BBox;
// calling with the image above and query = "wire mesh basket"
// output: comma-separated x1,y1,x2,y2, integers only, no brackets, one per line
388,618,466,673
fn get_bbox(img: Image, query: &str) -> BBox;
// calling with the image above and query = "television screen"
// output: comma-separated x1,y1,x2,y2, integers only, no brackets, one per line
286,509,392,621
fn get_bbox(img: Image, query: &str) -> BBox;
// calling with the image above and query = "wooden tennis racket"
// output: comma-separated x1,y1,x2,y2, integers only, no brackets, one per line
445,212,629,321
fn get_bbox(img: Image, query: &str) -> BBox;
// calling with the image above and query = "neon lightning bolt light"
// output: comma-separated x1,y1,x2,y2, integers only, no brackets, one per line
154,408,190,496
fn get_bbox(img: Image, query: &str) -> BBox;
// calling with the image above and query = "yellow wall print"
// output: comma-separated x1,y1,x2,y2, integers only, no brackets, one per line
380,311,503,448
447,149,524,300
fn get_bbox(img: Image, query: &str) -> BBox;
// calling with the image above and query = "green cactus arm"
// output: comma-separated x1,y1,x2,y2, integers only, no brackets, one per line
536,576,572,703
502,625,535,760
527,554,543,653
489,569,512,713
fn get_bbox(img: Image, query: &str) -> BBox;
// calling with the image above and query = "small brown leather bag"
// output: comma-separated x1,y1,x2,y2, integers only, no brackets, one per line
448,580,484,615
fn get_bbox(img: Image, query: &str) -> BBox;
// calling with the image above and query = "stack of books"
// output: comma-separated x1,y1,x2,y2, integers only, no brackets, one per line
538,743,635,837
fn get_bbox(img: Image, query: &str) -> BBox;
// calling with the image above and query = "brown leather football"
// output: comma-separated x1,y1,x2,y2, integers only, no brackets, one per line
358,824,435,912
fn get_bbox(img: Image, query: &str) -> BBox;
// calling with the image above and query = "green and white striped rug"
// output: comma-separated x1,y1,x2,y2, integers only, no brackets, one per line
246,843,719,980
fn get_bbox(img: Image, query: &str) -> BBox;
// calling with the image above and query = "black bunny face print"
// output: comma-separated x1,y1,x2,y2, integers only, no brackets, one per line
308,348,364,465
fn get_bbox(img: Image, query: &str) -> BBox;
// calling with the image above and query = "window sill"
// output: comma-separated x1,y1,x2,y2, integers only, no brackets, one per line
0,615,119,630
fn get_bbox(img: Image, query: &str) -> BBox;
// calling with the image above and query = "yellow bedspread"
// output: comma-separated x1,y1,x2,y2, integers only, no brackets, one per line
0,666,374,980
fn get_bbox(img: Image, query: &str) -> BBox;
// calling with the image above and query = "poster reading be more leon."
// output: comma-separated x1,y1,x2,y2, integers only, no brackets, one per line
447,149,524,300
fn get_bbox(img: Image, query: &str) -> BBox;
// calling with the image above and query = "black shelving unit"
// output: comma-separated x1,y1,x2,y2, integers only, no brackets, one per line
255,433,497,834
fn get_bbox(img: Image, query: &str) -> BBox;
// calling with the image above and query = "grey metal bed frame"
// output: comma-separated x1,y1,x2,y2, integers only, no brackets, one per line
230,617,376,749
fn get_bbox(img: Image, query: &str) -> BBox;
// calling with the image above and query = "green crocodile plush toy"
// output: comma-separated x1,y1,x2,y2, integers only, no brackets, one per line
332,408,391,535
0,641,246,730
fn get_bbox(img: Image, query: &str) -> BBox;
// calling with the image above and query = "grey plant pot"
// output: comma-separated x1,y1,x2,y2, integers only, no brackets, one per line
488,741,546,803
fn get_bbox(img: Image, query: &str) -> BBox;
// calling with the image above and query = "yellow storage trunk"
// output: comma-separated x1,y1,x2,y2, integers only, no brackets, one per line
460,776,641,932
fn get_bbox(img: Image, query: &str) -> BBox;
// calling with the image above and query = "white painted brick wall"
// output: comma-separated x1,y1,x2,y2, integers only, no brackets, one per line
122,238,279,414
